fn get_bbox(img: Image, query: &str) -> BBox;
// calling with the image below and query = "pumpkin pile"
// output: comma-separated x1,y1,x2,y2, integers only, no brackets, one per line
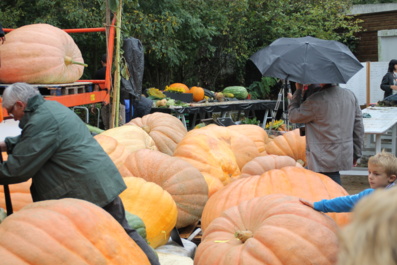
0,23,86,84
0,112,354,264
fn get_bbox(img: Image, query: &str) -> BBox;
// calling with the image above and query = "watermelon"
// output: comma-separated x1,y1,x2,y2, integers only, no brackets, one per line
222,86,248,99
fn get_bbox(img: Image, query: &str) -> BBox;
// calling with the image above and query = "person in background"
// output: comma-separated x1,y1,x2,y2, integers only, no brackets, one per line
94,53,107,80
337,188,397,265
288,83,364,185
0,83,159,265
0,23,5,44
300,151,397,212
380,59,397,100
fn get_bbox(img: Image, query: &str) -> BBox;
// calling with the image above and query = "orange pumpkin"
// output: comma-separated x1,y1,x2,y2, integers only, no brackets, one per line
228,124,270,153
0,24,85,84
0,198,150,264
122,149,208,228
174,125,259,189
168,83,190,93
195,194,339,265
189,86,205,102
127,112,187,155
120,177,178,248
264,128,306,165
0,180,32,212
240,154,302,177
201,166,351,231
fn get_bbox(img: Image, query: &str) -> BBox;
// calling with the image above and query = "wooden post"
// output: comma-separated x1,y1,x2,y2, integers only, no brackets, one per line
366,61,371,107
110,0,123,128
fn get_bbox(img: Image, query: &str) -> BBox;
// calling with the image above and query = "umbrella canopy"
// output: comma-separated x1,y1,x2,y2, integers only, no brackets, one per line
249,36,363,84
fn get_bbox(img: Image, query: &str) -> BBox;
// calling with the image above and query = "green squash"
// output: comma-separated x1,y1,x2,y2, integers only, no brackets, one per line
125,211,147,240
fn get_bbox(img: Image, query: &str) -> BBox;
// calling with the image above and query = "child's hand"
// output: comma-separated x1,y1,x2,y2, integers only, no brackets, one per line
299,198,314,209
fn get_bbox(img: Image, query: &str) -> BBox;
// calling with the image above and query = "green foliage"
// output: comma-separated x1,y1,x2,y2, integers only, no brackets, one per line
240,117,260,125
247,77,278,99
1,0,363,90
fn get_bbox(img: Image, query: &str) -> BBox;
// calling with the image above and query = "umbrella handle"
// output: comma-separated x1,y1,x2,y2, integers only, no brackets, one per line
0,152,13,215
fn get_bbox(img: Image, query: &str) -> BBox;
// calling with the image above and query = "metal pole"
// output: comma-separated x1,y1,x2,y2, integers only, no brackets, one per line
0,153,13,215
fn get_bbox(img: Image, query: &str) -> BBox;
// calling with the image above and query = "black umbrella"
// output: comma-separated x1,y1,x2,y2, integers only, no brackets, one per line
249,36,363,84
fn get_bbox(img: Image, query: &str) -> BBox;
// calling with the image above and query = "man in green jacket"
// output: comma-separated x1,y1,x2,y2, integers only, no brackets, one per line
0,82,159,265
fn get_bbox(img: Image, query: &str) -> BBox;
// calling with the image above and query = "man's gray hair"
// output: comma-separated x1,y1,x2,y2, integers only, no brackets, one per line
2,82,40,108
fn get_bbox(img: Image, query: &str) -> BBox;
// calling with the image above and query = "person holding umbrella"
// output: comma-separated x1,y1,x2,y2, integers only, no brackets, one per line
288,83,364,184
250,36,365,185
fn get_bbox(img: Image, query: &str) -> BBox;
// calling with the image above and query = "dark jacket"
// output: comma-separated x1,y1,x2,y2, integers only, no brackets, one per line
1,95,126,207
0,23,4,37
380,72,396,99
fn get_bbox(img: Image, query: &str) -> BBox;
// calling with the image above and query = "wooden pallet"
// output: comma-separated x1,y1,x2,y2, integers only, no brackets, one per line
178,220,202,246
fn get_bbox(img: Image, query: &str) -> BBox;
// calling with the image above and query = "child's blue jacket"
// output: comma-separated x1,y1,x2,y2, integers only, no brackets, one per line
313,189,374,212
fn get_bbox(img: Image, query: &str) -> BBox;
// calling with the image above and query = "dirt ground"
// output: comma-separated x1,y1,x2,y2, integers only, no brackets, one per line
341,174,368,194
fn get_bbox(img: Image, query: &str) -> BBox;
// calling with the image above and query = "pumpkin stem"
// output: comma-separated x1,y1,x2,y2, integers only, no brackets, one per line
234,230,253,243
64,56,88,67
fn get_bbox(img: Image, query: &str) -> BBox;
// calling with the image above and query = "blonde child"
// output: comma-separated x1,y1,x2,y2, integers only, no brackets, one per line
300,151,397,212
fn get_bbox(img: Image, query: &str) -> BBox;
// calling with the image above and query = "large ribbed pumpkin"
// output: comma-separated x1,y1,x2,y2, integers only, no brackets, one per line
201,166,351,231
240,154,302,178
265,128,306,165
100,124,158,154
0,180,32,212
0,198,150,264
123,149,208,228
127,112,187,155
174,125,259,192
228,124,270,153
120,177,178,248
195,194,339,265
0,24,85,84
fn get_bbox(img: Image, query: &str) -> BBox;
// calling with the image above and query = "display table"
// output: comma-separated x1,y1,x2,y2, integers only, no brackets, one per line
151,99,277,129
362,106,397,155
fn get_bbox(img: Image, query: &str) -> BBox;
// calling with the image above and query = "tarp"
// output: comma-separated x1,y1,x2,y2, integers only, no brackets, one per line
120,37,144,100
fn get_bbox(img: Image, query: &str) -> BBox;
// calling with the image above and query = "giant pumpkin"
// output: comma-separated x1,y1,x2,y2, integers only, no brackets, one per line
195,194,339,265
0,198,150,264
201,166,351,230
264,128,306,165
228,124,270,153
240,154,302,178
174,124,259,191
127,112,187,156
120,177,178,248
100,124,158,154
123,149,208,228
0,180,32,213
0,24,85,84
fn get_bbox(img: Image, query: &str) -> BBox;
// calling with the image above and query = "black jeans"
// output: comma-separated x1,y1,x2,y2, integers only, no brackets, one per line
103,196,160,265
319,171,341,185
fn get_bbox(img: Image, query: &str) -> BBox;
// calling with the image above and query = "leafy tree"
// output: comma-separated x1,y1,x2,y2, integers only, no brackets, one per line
1,0,363,94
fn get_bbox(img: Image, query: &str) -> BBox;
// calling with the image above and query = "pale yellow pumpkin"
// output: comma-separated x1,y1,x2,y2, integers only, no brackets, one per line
100,124,157,154
127,112,187,155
